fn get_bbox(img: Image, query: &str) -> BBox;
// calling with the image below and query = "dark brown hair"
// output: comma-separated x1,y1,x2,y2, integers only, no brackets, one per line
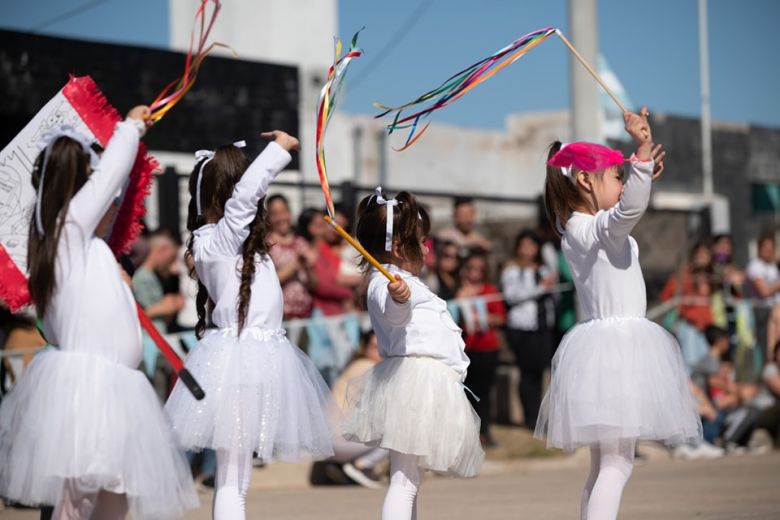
513,229,543,267
186,145,271,338
27,137,92,316
461,248,490,283
543,141,590,237
355,190,430,270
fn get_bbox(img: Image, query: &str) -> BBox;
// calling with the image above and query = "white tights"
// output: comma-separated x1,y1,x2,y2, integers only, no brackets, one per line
382,451,422,520
581,439,636,520
53,479,128,519
212,448,253,520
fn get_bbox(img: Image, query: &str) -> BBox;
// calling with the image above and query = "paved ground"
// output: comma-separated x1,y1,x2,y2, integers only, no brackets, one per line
3,450,779,519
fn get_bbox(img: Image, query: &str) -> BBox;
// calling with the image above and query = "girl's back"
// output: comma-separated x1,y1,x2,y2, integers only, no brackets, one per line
47,225,141,363
193,242,284,330
42,121,143,365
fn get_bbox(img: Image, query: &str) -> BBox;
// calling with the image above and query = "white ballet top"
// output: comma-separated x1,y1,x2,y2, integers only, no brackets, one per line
561,158,654,320
43,121,144,367
367,265,470,378
192,142,291,331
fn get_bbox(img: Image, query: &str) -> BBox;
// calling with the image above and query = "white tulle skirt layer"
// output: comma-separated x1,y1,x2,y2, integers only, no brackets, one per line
342,356,484,477
0,349,198,519
535,317,703,451
164,328,334,462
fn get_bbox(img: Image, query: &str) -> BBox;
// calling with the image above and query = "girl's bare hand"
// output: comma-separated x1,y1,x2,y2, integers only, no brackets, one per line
388,275,411,304
650,143,666,181
260,130,300,152
127,105,152,128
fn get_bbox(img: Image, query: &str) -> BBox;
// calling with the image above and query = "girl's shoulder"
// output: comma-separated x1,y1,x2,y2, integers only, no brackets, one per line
561,212,599,246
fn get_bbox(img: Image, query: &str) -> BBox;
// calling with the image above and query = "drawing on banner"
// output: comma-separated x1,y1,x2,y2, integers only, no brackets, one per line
0,94,94,273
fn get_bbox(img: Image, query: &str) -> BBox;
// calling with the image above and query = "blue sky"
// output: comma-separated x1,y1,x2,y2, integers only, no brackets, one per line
2,0,778,129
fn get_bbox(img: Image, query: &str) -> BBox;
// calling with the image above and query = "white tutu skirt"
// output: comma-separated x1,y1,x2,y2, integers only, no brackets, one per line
0,349,198,519
535,317,703,451
164,328,334,462
342,356,484,477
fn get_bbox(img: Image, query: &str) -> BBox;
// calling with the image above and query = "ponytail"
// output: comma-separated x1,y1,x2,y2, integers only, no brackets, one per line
543,141,588,237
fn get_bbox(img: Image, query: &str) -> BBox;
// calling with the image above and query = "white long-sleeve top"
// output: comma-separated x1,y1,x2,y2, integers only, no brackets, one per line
366,264,470,379
501,264,554,330
192,142,291,331
43,121,143,367
561,158,654,320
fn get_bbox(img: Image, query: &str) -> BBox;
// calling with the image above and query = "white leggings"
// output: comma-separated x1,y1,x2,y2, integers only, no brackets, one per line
53,479,128,520
581,439,636,520
212,448,253,520
382,451,422,520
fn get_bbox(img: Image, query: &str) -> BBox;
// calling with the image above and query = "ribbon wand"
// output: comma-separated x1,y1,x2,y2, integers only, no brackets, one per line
147,0,233,124
315,30,395,281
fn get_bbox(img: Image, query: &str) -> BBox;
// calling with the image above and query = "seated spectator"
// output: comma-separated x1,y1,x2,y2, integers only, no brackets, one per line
693,326,761,451
0,308,46,397
133,229,185,400
712,233,746,294
267,194,314,319
753,340,780,448
661,240,715,371
324,331,388,488
674,381,725,460
437,197,493,254
691,326,732,444
769,306,780,362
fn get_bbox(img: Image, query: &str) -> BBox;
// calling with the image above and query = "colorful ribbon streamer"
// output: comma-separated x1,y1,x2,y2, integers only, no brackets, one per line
148,0,233,123
315,30,363,217
374,27,556,151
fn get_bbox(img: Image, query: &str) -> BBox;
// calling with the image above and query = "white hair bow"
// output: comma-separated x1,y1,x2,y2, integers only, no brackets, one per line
35,125,99,235
194,140,246,215
373,186,401,252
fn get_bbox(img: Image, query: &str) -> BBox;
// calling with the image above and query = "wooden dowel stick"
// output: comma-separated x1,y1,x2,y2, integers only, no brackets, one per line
555,29,628,114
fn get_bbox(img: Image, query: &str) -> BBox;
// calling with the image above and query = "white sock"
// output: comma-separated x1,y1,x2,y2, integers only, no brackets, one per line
382,451,422,520
584,439,635,520
213,447,253,520
581,445,601,520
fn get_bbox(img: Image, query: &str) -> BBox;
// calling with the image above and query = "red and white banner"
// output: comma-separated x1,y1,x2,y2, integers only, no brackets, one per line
0,75,158,311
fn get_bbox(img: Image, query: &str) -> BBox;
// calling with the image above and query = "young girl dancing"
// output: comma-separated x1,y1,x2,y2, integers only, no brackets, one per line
342,188,484,520
0,107,198,519
535,108,702,519
164,131,333,520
